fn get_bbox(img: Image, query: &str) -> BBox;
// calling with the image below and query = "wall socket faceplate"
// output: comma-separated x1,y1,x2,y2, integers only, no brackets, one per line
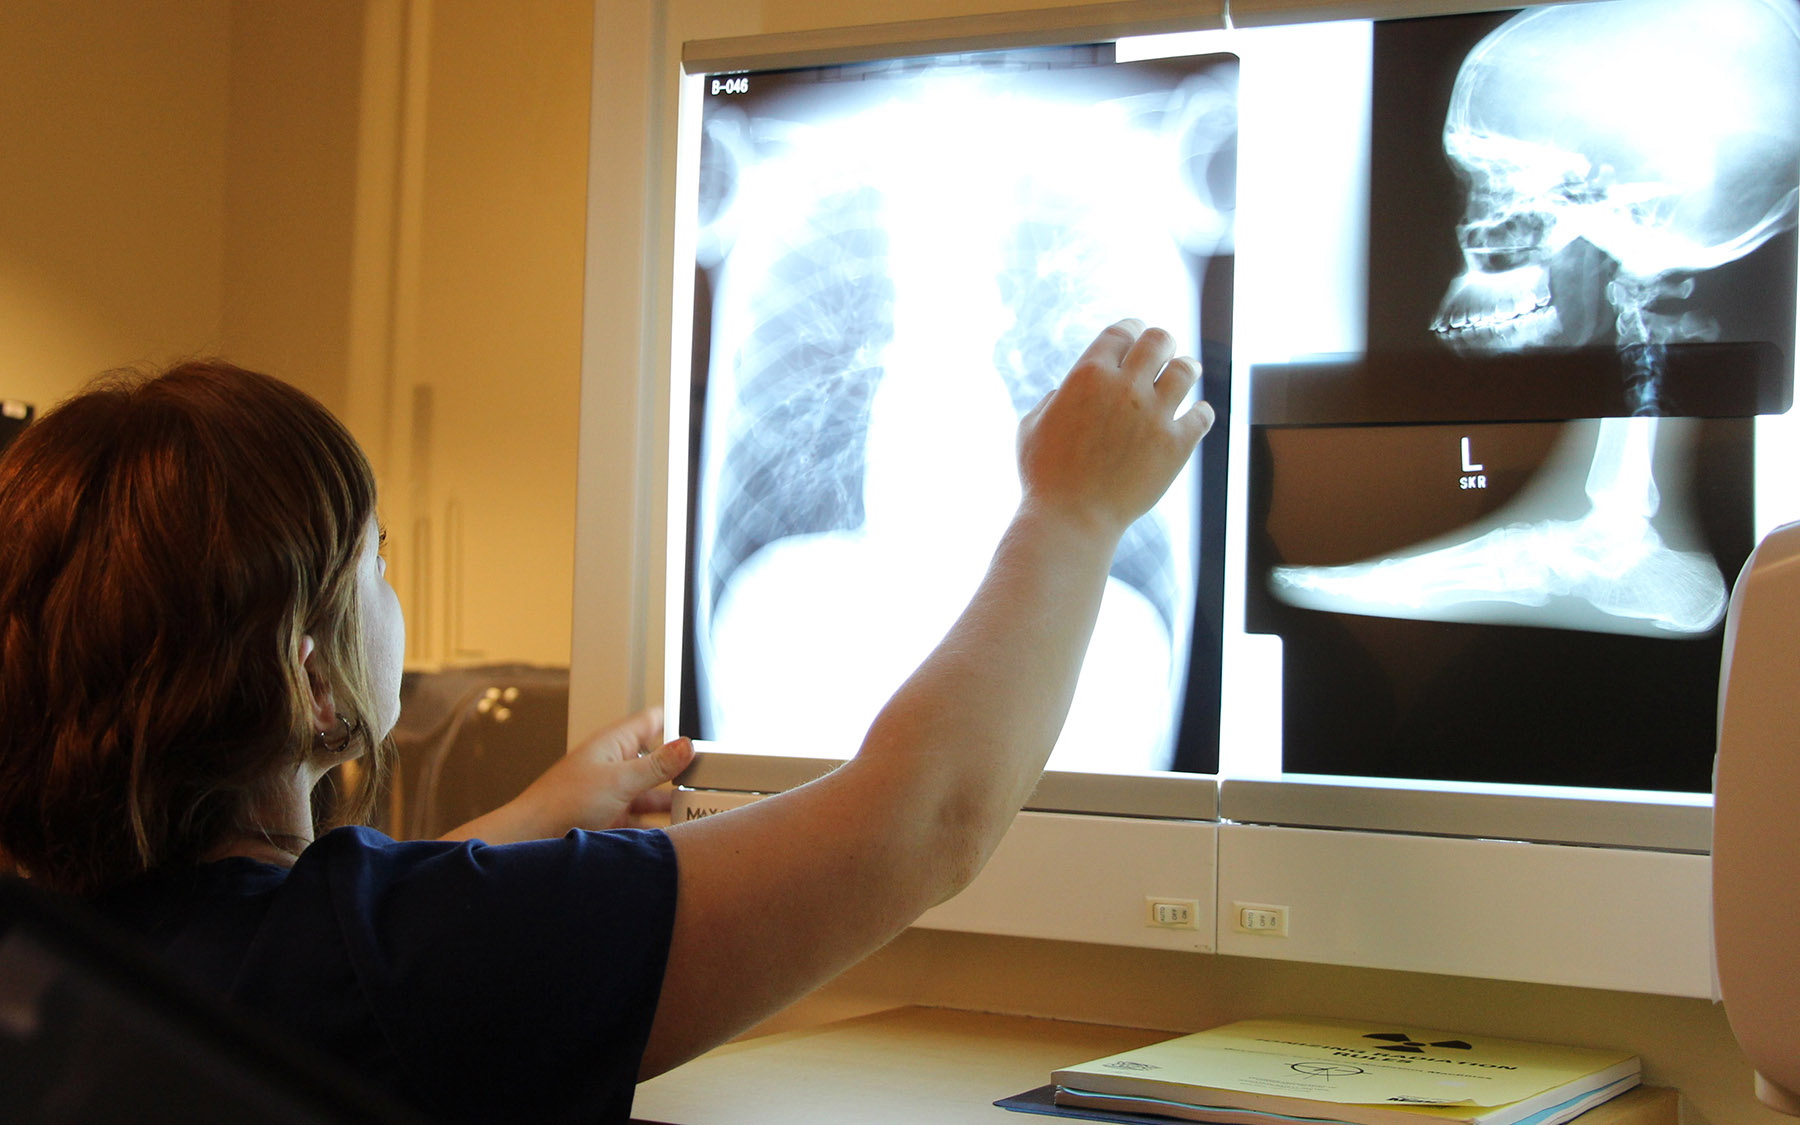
1232,901,1290,937
1145,897,1200,930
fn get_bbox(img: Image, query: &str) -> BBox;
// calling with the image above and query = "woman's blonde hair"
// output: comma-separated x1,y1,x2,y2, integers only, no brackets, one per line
0,360,391,894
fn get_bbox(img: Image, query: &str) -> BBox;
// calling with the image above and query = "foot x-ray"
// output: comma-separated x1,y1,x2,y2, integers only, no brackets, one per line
1247,0,1799,791
682,47,1237,774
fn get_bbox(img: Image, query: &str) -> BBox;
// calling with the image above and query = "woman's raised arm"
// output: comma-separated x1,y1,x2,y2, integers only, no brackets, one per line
641,320,1214,1077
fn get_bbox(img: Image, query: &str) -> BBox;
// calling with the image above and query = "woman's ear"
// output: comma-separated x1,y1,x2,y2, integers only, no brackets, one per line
298,634,337,733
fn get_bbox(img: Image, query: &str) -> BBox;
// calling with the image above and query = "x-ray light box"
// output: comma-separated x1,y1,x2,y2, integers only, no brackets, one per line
604,0,1800,983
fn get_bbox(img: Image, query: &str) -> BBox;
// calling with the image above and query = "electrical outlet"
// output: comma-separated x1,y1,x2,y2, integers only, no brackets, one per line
1145,897,1200,930
1232,901,1289,937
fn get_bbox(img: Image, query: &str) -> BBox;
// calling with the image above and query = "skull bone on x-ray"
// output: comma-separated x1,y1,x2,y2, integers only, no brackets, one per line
1434,0,1800,354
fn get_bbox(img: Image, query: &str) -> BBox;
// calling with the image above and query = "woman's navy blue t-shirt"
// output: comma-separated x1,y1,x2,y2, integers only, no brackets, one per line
98,825,678,1123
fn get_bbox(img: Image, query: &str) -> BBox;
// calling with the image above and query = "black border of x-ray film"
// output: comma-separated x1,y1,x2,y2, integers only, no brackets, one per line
679,45,1238,777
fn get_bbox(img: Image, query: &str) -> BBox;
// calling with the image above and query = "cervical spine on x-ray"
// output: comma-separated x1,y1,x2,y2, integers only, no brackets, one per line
1271,0,1800,637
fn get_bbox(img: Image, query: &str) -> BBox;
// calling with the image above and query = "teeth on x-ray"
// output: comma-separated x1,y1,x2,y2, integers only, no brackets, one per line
1275,0,1800,637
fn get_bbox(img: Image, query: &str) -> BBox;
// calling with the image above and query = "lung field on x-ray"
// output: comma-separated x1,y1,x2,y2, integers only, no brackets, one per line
702,185,895,620
684,49,1235,772
709,195,1179,636
993,218,1181,634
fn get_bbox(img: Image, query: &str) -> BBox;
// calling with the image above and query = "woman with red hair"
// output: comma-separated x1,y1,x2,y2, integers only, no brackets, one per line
0,321,1210,1121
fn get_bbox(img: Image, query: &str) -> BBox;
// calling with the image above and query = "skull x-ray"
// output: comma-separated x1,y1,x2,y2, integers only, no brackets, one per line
682,47,1237,774
1245,0,1799,791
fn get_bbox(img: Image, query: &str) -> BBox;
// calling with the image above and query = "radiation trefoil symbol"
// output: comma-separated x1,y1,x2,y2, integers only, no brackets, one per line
1363,1032,1474,1054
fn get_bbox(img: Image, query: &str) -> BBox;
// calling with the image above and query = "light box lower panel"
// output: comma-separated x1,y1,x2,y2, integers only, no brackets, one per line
672,789,1217,952
1215,824,1711,997
916,812,1216,952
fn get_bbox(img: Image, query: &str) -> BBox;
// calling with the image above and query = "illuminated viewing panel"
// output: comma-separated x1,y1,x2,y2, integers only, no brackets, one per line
678,46,1237,774
1224,0,1800,796
670,0,1800,803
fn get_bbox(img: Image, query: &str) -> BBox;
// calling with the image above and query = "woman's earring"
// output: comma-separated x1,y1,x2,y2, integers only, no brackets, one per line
314,714,359,753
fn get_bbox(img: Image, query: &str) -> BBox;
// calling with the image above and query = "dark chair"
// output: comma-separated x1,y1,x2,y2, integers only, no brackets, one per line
0,877,422,1124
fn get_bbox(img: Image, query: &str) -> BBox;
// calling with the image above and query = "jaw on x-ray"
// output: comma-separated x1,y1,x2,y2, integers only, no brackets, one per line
689,54,1236,771
1270,0,1800,638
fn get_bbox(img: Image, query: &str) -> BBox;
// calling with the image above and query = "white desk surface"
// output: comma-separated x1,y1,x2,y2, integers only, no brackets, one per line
629,1006,1678,1125
631,1006,1163,1123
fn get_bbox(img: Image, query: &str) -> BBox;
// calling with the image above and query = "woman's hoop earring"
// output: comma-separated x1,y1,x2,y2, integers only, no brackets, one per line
314,715,359,754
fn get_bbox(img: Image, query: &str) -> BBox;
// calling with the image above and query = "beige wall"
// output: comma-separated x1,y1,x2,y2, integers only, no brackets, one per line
0,1,229,410
221,0,365,413
296,0,596,672
393,0,592,669
0,0,591,670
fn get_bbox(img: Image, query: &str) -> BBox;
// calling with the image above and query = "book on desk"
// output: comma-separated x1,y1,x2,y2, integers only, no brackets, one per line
1018,1017,1638,1125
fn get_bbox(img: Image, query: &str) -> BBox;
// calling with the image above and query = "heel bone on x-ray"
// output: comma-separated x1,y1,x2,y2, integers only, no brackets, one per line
1271,416,1727,636
1271,0,1800,637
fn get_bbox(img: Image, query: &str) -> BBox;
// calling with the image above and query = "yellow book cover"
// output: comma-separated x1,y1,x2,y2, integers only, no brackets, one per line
1052,1017,1639,1125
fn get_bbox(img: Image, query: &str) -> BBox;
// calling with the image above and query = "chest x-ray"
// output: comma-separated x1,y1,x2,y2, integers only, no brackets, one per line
1245,0,1798,791
682,48,1237,774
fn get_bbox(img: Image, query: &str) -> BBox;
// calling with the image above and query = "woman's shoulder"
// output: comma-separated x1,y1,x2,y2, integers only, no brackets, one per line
294,824,677,912
305,823,675,866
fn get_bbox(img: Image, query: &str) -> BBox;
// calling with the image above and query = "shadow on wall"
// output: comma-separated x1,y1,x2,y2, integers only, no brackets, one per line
384,665,570,841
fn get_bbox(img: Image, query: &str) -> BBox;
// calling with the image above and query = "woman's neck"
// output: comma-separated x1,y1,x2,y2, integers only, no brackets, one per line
204,764,320,867
208,833,309,867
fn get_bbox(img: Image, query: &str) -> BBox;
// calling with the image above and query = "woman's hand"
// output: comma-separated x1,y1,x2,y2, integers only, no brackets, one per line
438,709,696,844
544,710,698,831
1017,318,1214,539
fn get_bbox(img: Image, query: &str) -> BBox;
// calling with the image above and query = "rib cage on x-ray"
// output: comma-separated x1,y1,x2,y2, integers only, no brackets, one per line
703,186,895,623
993,218,1179,632
706,199,1179,641
689,55,1230,770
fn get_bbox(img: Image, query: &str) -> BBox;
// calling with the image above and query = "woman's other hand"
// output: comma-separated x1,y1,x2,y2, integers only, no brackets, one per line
439,709,695,844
